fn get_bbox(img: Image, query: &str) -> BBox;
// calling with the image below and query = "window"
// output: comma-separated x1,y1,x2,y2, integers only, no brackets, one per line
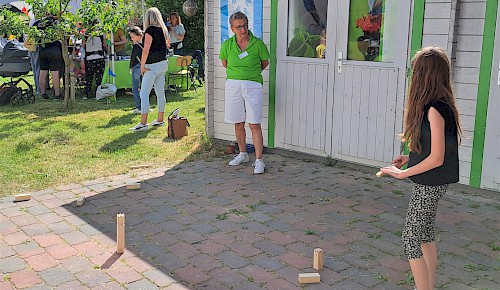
287,0,328,59
347,0,397,62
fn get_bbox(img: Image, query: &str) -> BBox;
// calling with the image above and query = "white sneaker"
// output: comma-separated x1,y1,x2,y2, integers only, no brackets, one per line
129,123,148,131
130,108,141,114
253,159,265,174
150,119,165,127
228,153,249,166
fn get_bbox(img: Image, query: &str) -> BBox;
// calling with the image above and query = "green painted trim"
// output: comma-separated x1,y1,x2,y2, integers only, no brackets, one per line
403,0,426,156
267,0,278,148
410,0,425,60
470,0,498,187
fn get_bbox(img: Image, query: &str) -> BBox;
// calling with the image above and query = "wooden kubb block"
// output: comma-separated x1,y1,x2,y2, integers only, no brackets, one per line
117,213,125,254
313,248,323,270
127,183,141,190
14,194,31,202
298,273,320,284
76,197,85,206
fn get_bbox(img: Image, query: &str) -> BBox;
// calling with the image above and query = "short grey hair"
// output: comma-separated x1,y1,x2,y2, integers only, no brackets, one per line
229,11,248,26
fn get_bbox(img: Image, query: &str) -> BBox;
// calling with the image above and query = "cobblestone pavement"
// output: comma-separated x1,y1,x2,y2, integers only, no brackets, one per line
1,154,499,289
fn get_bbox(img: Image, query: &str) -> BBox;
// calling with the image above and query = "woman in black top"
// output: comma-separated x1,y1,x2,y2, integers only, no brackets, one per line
380,47,462,290
130,7,170,131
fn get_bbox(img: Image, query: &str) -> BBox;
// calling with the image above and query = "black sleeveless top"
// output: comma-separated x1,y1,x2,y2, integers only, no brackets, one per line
408,100,459,185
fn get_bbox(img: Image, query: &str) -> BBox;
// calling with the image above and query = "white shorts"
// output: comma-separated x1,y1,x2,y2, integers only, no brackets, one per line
224,79,263,124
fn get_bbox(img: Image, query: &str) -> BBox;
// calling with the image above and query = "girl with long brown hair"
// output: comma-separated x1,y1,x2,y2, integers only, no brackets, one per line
380,46,462,290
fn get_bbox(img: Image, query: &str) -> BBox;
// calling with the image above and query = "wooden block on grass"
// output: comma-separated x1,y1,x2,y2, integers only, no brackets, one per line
298,273,320,284
117,213,125,254
14,194,31,202
376,171,384,177
127,183,141,190
76,197,85,207
313,248,323,270
130,164,152,169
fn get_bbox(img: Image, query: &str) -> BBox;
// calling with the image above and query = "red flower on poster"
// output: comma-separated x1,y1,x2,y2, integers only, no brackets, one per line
355,13,382,33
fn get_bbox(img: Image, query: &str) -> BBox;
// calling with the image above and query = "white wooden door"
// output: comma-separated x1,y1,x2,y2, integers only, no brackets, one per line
481,0,500,191
326,0,411,166
274,0,335,155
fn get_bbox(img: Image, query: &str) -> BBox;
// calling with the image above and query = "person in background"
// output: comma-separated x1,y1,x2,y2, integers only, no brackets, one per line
219,11,270,174
316,30,326,59
113,28,127,56
168,12,185,55
35,15,63,100
82,31,107,100
129,26,143,114
129,7,169,131
379,46,462,290
26,18,42,96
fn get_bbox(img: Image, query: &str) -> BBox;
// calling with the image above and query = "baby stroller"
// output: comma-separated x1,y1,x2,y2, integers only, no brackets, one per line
0,39,34,105
190,49,204,85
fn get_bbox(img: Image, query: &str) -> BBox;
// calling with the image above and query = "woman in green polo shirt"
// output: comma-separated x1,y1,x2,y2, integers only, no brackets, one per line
220,11,270,174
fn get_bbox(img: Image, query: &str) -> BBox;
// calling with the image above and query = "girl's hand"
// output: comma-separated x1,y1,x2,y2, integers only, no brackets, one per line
379,165,408,179
391,155,409,169
140,66,149,75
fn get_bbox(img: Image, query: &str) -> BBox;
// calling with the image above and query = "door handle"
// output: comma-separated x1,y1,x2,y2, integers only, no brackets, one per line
497,60,500,86
337,52,344,74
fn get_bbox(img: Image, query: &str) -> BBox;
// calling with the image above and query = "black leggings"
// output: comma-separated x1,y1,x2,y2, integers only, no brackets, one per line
402,183,447,260
84,58,105,97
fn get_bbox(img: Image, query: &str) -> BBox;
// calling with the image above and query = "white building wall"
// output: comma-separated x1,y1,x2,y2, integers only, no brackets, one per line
452,0,487,185
422,0,485,185
205,0,215,138
206,1,272,145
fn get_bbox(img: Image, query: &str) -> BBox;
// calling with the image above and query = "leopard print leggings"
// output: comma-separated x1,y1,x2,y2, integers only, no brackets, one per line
402,183,448,260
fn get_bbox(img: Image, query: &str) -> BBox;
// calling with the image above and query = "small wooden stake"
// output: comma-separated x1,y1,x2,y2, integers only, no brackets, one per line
376,171,384,177
130,164,152,169
127,183,141,190
298,273,320,284
76,197,85,207
14,194,31,202
313,248,323,270
117,213,125,253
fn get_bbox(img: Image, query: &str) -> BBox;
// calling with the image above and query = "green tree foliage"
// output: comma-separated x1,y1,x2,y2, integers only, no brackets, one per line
0,9,29,38
146,0,204,53
0,0,132,108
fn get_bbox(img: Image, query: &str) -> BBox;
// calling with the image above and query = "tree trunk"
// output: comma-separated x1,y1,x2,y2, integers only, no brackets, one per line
60,39,76,109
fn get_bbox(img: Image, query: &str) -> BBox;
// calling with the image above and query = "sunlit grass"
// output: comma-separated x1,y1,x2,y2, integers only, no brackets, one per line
0,85,222,197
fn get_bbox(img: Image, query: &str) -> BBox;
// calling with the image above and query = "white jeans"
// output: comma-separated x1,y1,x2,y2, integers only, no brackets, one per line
140,59,168,114
224,79,263,124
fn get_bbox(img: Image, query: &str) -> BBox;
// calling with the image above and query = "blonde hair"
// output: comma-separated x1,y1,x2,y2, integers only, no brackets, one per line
144,7,168,41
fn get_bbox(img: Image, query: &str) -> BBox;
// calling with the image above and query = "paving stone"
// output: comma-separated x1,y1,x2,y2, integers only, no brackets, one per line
143,269,177,287
0,255,27,273
253,240,287,257
251,255,284,271
217,251,250,269
339,267,382,288
54,280,89,290
24,284,52,290
105,264,142,284
173,265,210,285
60,256,95,274
38,266,75,287
0,242,16,258
75,269,111,287
20,224,51,236
126,279,159,289
8,268,43,288
12,240,45,258
58,231,90,245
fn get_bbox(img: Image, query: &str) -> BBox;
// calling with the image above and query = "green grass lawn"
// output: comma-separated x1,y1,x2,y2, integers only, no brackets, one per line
0,85,223,197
